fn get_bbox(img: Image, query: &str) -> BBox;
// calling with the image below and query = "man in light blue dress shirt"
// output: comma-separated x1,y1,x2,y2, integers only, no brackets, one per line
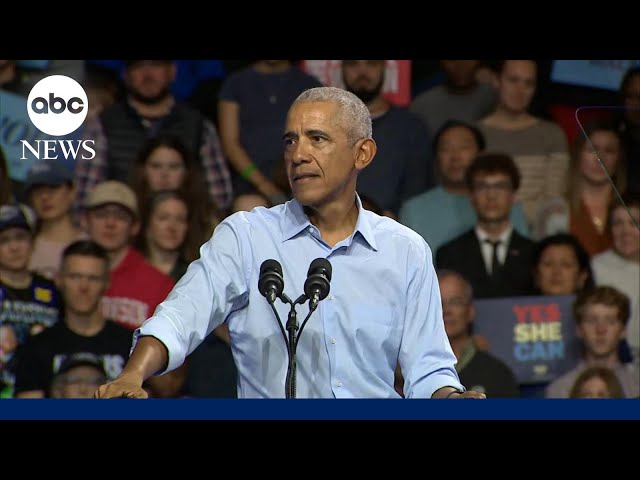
95,86,486,399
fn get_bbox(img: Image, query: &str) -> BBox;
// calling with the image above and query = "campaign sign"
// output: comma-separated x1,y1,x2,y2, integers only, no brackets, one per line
473,295,581,385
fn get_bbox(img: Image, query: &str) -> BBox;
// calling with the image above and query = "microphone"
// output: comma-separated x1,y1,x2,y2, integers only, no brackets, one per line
258,259,284,304
304,258,332,311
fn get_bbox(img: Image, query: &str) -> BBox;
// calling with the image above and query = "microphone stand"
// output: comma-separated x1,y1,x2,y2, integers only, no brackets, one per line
262,258,331,398
278,293,308,399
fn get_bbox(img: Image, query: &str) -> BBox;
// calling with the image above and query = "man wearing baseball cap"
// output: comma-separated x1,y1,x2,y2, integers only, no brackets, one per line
0,203,62,397
83,180,174,332
83,181,185,397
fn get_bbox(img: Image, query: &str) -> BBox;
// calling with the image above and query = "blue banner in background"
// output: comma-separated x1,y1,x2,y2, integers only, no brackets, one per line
1,398,638,420
551,60,640,91
473,295,581,385
15,60,50,70
0,90,81,181
0,90,52,181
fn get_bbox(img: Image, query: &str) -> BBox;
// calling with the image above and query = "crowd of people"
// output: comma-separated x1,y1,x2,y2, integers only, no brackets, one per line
0,59,638,399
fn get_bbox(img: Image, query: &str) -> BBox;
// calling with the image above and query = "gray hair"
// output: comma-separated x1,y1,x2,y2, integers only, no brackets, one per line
294,86,372,144
436,269,474,303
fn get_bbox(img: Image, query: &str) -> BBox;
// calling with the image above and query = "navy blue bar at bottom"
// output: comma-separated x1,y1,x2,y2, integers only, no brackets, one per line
1,398,639,420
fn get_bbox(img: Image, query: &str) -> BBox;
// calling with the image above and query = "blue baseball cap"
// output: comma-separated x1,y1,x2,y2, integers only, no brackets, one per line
0,203,37,233
57,352,107,377
23,159,74,195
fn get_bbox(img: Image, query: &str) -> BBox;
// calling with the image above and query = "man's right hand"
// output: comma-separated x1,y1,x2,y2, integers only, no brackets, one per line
95,336,169,398
94,375,148,399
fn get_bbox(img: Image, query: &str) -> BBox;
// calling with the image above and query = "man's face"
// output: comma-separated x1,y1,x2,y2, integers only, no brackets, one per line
470,172,515,224
58,254,109,316
125,61,175,105
86,204,138,254
439,274,474,341
341,60,386,104
577,303,626,359
0,227,32,272
436,126,481,186
497,60,537,115
283,101,367,209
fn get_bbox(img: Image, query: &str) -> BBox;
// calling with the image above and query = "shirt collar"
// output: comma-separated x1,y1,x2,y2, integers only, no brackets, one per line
354,194,378,251
280,194,378,251
280,198,313,242
475,224,513,245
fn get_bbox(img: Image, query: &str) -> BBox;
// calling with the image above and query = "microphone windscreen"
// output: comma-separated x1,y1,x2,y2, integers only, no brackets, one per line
260,259,283,276
307,257,332,282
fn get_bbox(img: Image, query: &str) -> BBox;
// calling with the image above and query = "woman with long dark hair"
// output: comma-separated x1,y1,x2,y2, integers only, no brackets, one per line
129,134,222,248
136,190,200,282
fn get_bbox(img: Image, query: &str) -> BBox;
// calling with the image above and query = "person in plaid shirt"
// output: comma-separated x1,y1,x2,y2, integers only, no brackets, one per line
74,60,233,220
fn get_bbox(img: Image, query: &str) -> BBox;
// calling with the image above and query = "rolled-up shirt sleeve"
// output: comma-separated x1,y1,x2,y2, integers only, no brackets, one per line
132,221,249,373
400,239,464,398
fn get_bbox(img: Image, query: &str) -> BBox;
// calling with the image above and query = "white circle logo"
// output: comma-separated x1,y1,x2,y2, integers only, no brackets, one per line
27,75,88,136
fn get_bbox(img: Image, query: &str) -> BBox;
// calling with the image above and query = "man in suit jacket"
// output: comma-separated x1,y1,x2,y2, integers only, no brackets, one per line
436,153,534,298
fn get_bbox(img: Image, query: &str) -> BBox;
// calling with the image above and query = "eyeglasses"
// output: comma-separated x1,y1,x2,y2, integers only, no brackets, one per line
472,181,513,192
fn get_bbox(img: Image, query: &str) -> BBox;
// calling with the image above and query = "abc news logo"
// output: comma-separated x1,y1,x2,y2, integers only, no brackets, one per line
20,75,95,160
31,93,85,115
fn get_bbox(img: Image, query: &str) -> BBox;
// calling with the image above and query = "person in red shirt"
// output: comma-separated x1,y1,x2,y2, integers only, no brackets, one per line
83,181,185,397
83,180,175,331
